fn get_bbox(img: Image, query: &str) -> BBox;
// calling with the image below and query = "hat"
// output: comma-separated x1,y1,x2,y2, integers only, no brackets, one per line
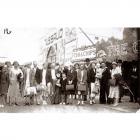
112,62,117,65
117,60,122,63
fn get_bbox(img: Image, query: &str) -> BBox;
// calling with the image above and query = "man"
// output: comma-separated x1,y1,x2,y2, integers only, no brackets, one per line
85,58,91,101
23,62,33,105
100,62,111,104
34,62,45,105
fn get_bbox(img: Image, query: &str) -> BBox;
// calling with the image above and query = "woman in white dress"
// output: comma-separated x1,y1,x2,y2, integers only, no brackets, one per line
108,62,121,106
7,61,23,105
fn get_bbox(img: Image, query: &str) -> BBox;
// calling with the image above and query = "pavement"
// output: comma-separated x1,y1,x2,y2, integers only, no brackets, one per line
0,96,139,113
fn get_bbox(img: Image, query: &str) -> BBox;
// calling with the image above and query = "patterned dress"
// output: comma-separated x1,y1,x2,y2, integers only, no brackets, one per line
7,67,23,104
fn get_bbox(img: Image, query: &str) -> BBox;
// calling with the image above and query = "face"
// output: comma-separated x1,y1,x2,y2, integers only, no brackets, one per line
118,63,121,67
27,64,31,68
56,73,60,78
70,65,74,70
112,64,117,69
33,61,37,68
101,63,106,68
14,62,19,68
55,64,60,70
2,67,7,72
91,63,95,69
86,61,90,65
96,63,100,68
62,73,66,78
6,62,11,68
51,63,55,69
43,63,47,69
80,65,84,70
75,64,79,70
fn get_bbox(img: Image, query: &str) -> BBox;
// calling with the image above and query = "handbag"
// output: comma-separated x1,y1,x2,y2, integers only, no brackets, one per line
77,84,86,91
66,84,74,91
109,79,116,86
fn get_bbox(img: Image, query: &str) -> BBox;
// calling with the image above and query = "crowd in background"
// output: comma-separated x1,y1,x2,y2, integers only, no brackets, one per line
0,58,139,108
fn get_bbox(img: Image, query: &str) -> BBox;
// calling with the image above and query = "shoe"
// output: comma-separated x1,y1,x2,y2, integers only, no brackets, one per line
129,100,133,103
90,101,92,105
92,100,95,104
113,103,119,107
43,101,47,105
119,100,122,103
77,101,80,105
81,101,84,105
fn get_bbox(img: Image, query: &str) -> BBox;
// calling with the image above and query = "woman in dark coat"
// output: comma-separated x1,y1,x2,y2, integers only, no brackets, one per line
0,66,9,107
67,65,77,104
54,67,62,104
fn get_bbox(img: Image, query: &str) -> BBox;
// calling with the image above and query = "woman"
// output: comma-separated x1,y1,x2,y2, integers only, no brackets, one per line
77,64,87,105
108,62,121,106
54,64,62,104
0,66,9,107
95,63,102,95
7,61,23,105
67,64,77,104
74,63,80,100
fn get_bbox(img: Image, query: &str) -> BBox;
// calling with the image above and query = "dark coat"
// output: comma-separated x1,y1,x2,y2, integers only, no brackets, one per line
77,69,87,84
0,70,9,95
67,70,77,85
46,69,53,84
35,67,42,84
60,78,67,92
87,68,96,83
100,68,111,86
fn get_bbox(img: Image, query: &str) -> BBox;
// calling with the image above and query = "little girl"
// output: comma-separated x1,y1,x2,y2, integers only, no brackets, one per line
60,73,67,105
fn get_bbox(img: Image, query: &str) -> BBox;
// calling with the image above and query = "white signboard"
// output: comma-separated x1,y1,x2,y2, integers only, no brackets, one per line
72,46,96,61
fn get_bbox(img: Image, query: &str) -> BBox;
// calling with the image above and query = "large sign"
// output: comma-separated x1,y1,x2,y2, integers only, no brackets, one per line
72,46,96,61
64,28,77,44
45,28,63,46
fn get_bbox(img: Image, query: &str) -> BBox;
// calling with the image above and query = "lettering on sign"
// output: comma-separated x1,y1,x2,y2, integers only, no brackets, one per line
72,47,96,61
45,28,63,46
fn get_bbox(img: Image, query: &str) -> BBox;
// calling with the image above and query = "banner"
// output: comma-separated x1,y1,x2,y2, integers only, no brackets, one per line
72,46,96,61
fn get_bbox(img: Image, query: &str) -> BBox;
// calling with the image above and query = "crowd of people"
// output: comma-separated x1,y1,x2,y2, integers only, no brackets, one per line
0,58,139,108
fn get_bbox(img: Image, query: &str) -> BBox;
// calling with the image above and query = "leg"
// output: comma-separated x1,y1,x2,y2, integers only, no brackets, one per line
100,85,106,104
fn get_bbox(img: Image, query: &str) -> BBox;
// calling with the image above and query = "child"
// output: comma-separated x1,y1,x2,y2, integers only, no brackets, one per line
60,73,67,105
54,72,61,104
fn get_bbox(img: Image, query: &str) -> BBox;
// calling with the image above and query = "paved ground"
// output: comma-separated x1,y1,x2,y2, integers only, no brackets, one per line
0,96,139,113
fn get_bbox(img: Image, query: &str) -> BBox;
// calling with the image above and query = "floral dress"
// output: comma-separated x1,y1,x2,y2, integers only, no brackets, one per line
7,67,23,104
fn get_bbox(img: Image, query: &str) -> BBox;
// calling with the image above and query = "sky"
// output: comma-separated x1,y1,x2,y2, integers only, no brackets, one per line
0,27,123,64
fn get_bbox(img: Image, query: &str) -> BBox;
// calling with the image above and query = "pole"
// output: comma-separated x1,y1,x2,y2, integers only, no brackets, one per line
79,27,95,45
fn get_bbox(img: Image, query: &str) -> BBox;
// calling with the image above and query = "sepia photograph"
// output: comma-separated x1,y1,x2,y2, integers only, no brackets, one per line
0,27,139,113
